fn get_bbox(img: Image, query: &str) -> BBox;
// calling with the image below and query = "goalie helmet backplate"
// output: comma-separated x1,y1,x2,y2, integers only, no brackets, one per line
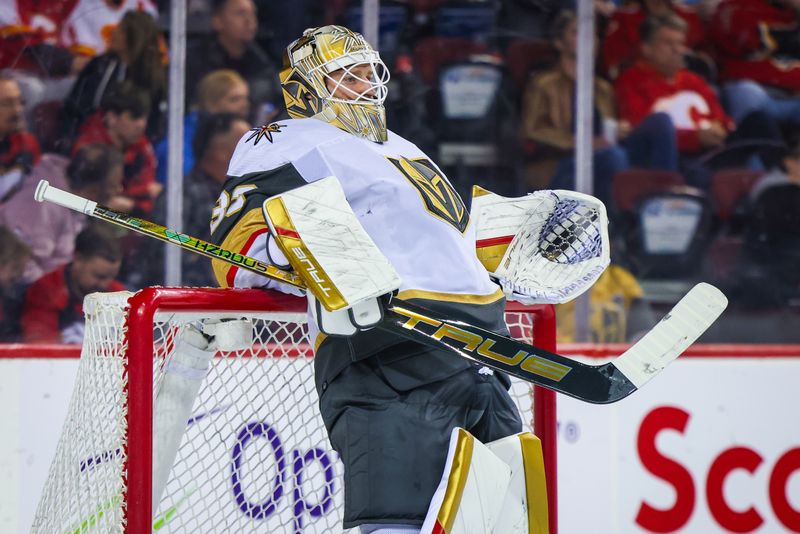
280,25,390,143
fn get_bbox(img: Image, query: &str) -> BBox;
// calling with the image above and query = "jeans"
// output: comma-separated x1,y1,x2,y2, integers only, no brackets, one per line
723,80,800,125
550,112,678,207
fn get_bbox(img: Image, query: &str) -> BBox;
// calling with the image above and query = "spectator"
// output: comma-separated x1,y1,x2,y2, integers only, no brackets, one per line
138,112,250,287
555,262,656,343
0,3,87,121
739,138,800,307
0,225,31,342
0,75,41,202
60,0,159,60
0,144,123,284
185,0,282,124
602,0,707,80
60,10,166,144
710,0,800,127
21,224,125,343
72,82,161,214
615,15,783,184
155,69,249,183
521,9,678,206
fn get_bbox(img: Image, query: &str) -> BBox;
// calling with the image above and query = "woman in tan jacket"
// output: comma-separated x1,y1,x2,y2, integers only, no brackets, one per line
520,9,677,207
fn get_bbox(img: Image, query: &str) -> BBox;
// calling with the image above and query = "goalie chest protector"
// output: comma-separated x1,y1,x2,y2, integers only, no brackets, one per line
222,118,502,304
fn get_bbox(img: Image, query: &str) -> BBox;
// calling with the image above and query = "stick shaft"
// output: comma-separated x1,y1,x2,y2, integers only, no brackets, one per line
34,180,724,403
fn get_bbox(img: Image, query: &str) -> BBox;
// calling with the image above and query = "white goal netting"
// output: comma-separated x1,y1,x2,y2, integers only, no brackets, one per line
31,288,551,533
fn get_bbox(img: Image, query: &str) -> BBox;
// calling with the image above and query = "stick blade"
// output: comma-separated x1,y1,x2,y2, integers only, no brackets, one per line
613,283,727,389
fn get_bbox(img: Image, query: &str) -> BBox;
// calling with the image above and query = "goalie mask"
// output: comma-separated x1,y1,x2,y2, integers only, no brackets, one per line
280,25,390,143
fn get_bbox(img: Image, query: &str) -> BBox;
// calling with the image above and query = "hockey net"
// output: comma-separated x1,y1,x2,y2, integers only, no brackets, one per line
31,287,556,534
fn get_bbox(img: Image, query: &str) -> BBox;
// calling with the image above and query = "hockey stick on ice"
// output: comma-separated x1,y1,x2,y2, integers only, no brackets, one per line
34,179,727,403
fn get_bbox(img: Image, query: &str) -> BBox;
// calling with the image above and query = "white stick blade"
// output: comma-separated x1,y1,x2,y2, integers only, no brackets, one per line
613,283,727,389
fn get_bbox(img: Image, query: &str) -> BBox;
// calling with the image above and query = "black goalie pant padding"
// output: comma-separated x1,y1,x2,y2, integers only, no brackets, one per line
318,359,523,529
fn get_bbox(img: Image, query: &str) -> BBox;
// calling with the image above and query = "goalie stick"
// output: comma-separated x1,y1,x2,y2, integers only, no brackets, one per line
34,179,727,404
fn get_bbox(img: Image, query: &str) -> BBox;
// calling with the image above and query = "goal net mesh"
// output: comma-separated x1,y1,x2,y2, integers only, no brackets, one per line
31,289,549,533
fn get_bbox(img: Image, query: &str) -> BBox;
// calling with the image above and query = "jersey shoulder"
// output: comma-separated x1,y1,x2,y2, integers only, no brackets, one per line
227,118,349,177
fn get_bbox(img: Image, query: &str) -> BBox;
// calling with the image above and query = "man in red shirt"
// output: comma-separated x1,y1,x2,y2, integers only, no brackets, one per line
72,82,161,214
21,225,126,344
602,0,707,80
615,14,783,182
0,75,41,202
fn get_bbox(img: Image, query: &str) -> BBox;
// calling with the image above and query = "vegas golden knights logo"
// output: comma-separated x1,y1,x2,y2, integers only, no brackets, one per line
388,156,469,233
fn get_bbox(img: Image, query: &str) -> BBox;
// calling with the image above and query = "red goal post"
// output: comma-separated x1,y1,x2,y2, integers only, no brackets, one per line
30,288,558,533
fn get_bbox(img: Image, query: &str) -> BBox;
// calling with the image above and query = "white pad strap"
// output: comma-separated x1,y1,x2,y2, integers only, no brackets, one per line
262,176,401,311
472,187,610,304
420,428,511,534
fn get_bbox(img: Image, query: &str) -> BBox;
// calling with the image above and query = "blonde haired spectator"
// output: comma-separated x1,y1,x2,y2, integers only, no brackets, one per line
155,69,249,183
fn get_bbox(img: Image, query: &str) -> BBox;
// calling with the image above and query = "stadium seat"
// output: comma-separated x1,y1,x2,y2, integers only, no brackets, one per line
413,37,490,86
612,168,686,213
433,2,496,40
706,168,764,282
505,39,558,90
709,168,764,223
611,169,713,278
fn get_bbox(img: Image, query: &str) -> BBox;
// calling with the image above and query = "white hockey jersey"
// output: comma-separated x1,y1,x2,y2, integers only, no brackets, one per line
212,118,502,306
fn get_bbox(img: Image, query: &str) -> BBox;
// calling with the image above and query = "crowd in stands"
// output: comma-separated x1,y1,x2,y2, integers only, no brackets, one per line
0,0,798,344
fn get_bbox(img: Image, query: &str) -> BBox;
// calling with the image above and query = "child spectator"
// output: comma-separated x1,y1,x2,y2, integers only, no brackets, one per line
0,144,123,283
72,82,161,214
0,75,41,202
155,69,249,183
20,224,125,344
0,225,31,342
521,9,678,206
60,10,166,143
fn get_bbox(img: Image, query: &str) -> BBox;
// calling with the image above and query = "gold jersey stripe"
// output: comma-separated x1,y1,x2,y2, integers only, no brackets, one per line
396,287,504,305
519,433,550,534
212,208,268,288
436,428,474,533
314,332,327,352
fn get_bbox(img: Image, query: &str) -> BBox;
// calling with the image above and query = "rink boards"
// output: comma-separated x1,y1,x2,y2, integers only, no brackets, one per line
0,345,798,534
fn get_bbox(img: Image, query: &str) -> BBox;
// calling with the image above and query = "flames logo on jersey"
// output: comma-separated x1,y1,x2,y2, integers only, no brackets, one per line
245,123,286,145
388,156,469,233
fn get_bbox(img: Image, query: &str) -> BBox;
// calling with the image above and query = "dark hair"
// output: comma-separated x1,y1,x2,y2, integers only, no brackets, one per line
67,144,124,190
74,225,122,263
102,81,151,119
0,224,30,265
117,10,166,96
550,9,576,41
193,112,246,160
640,14,687,44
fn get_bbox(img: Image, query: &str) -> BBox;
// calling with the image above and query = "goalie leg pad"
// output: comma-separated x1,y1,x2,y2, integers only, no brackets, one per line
486,432,549,534
420,428,512,534
152,330,215,510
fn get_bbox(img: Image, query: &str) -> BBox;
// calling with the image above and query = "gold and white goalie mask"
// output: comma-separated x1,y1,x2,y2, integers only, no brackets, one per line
279,25,390,143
